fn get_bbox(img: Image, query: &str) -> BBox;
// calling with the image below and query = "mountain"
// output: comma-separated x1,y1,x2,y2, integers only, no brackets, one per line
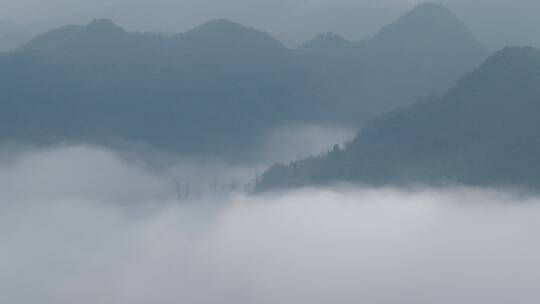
257,47,540,190
308,2,487,122
0,3,486,161
23,20,178,66
24,19,127,53
301,32,351,50
1,19,308,160
24,19,289,66
183,19,287,53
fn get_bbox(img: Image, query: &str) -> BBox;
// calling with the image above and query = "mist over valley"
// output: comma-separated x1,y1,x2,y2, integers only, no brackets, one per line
1,1,539,303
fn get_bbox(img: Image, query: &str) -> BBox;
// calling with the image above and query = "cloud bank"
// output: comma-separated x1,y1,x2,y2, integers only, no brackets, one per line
1,145,540,304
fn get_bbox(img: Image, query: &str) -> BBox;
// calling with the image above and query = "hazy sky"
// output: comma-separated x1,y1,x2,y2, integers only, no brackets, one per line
0,0,539,49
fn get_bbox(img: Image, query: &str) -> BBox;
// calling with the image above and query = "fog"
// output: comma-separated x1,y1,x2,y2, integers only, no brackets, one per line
0,124,355,201
1,0,539,49
258,123,356,164
1,144,540,304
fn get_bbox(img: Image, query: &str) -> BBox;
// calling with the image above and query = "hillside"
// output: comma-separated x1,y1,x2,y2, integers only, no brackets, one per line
308,2,487,121
0,3,486,160
258,47,540,190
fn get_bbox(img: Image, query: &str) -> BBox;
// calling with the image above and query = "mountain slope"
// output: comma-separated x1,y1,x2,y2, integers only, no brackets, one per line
0,3,486,160
258,47,540,190
308,2,487,121
1,19,308,160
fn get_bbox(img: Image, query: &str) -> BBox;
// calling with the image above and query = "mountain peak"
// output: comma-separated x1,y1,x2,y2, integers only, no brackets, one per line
22,19,130,58
376,2,471,39
480,46,540,72
385,2,457,29
489,46,539,62
410,2,453,15
184,19,286,51
85,19,125,33
449,46,540,97
186,19,266,38
191,19,244,31
370,1,485,58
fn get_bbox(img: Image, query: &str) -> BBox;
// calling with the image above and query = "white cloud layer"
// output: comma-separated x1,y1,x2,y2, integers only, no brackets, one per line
1,145,540,304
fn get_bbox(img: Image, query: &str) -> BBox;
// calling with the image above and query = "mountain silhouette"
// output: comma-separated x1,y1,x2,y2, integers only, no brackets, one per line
258,47,540,190
0,3,486,160
301,32,351,50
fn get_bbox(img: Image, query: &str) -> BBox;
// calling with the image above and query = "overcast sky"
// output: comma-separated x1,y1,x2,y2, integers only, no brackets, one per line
0,0,538,50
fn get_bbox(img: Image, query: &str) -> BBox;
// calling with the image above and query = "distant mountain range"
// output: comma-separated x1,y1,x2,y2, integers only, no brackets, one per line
0,3,486,161
257,47,540,190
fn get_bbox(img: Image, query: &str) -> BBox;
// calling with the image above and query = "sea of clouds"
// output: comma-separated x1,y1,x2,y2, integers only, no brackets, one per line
1,143,540,304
